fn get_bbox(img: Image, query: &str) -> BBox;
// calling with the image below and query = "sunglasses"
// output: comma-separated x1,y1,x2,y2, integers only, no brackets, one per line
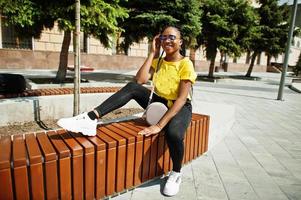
159,34,177,41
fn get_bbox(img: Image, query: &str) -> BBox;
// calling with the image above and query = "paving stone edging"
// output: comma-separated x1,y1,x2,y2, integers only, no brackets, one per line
0,87,122,99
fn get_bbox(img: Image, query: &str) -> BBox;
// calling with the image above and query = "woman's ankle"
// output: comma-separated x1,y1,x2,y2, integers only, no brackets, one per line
88,110,98,120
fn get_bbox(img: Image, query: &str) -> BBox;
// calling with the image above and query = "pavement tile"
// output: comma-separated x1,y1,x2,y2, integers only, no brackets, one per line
191,154,228,200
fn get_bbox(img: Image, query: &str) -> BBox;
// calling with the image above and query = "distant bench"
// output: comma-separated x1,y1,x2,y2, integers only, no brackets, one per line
0,113,210,200
67,65,95,72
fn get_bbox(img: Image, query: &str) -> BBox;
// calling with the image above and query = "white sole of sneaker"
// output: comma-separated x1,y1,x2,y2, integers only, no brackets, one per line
81,130,97,136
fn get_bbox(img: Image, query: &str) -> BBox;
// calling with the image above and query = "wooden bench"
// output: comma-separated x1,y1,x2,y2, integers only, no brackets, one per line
0,113,209,200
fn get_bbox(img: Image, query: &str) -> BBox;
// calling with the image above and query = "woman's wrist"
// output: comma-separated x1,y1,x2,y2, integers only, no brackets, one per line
156,123,163,130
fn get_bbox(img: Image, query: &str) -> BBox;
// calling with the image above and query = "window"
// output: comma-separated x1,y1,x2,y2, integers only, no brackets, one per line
1,16,32,49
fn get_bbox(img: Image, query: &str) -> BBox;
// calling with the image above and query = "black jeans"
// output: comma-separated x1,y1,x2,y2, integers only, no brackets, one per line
94,82,192,172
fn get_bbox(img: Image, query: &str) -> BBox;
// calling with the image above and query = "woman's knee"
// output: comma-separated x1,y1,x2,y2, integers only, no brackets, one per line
165,127,185,142
124,81,140,90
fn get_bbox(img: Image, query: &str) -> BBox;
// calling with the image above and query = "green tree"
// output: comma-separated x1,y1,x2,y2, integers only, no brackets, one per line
0,0,55,37
197,0,258,78
293,52,301,76
0,0,128,82
245,0,290,77
119,0,202,56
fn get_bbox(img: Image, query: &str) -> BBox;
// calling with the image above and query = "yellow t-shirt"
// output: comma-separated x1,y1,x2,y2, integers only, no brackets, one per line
151,57,197,105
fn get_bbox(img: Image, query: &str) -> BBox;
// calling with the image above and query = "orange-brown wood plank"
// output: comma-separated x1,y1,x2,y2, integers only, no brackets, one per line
70,132,95,200
193,119,200,158
124,122,152,182
204,116,210,152
36,132,59,200
189,121,196,161
197,118,204,156
12,135,30,200
58,130,84,200
87,135,106,199
0,136,14,200
100,126,126,193
149,133,159,179
25,133,45,200
115,122,144,186
156,132,165,176
163,139,170,174
96,128,117,196
47,131,72,200
106,124,136,189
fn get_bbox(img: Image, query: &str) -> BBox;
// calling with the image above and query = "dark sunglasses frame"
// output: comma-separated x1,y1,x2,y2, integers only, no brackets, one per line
159,34,177,41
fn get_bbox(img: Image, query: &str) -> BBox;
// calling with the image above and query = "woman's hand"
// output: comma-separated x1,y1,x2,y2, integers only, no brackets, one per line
151,34,161,56
138,124,162,137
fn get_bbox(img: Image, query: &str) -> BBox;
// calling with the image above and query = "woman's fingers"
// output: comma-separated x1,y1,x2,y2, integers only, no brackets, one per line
138,125,161,136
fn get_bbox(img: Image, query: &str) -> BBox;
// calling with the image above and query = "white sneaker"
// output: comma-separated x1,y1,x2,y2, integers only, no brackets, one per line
57,112,97,136
163,171,182,196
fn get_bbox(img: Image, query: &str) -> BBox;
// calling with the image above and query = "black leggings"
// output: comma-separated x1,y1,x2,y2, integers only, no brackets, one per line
94,82,192,172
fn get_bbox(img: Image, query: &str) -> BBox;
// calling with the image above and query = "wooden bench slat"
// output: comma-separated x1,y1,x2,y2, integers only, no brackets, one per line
114,122,144,186
100,126,127,193
149,134,159,179
70,132,95,153
105,124,136,143
25,133,43,164
112,122,143,142
96,128,117,195
105,124,136,189
189,121,196,161
58,130,83,156
100,127,126,146
36,132,59,200
58,130,84,200
86,135,106,199
96,128,117,148
0,136,14,200
36,132,57,161
0,136,11,170
70,133,95,200
47,131,72,199
25,133,45,200
13,135,30,200
13,135,27,167
163,139,171,174
47,131,71,158
123,122,154,182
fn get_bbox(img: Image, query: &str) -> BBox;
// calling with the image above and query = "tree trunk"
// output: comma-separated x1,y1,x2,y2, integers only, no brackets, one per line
189,47,196,67
267,54,271,66
74,0,81,116
208,51,217,78
245,52,257,77
55,30,71,83
116,32,123,54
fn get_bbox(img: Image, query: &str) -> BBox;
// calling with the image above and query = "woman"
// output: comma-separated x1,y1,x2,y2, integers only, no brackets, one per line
57,26,197,196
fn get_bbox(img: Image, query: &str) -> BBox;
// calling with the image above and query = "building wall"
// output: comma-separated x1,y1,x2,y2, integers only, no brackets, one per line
34,25,63,52
0,49,146,70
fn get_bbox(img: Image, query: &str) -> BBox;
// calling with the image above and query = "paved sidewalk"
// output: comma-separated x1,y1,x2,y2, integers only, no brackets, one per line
111,73,301,200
